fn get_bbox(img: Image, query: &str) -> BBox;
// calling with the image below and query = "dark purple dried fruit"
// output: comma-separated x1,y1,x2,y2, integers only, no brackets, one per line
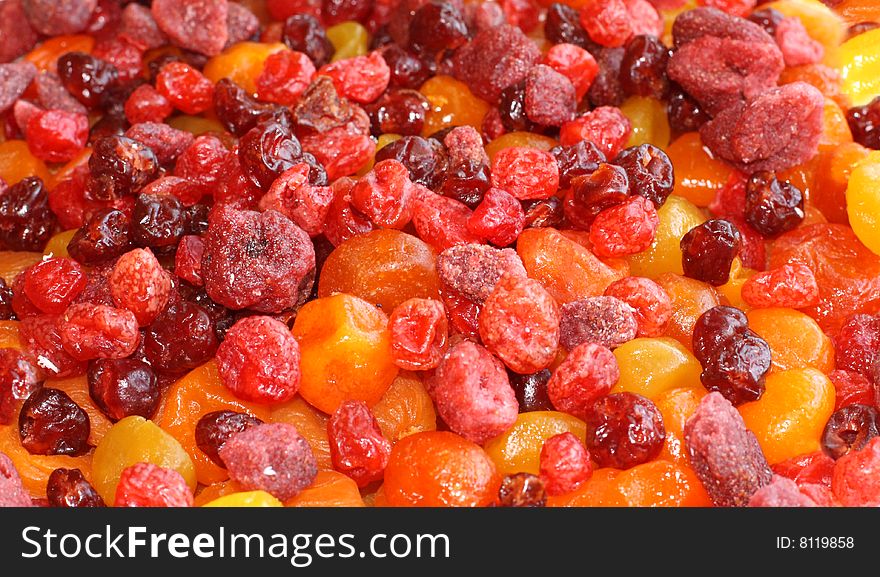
583,392,665,470
821,404,880,460
619,35,670,99
19,387,90,456
131,193,186,248
846,95,880,151
667,84,710,135
144,298,218,375
238,121,303,190
364,89,429,137
57,51,119,109
374,135,447,189
498,472,547,507
508,368,553,412
692,305,749,361
322,0,372,26
408,1,468,56
195,410,264,467
46,467,105,507
282,14,334,68
680,219,741,286
498,81,534,133
67,208,132,265
567,163,630,227
0,176,56,252
441,159,491,208
0,278,14,321
89,135,159,199
551,140,606,189
747,8,786,37
214,78,293,137
613,143,674,207
744,171,804,237
379,44,436,90
522,196,564,229
544,3,596,52
87,358,159,421
699,332,770,406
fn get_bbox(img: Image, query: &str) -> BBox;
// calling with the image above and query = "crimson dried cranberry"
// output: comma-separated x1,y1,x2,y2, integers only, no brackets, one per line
491,147,559,201
195,410,264,467
239,121,304,190
155,61,214,115
545,3,595,50
57,51,119,109
822,404,880,461
89,135,159,199
23,258,87,315
551,140,606,189
87,358,159,421
0,176,56,251
389,298,448,371
115,462,193,507
411,192,481,251
522,196,565,229
380,44,435,90
588,47,625,107
589,196,659,258
144,298,218,375
59,303,139,361
583,392,664,469
620,35,670,99
364,89,428,137
46,468,104,507
19,387,90,456
667,84,710,135
214,78,291,137
539,431,592,496
509,369,554,412
67,208,131,265
19,314,87,378
408,2,468,56
256,50,317,107
467,187,526,247
559,106,631,158
680,219,741,286
498,473,547,507
257,163,333,236
328,400,392,487
26,109,89,163
547,342,619,419
374,136,447,189
744,171,804,237
847,96,880,151
130,193,186,248
835,314,880,379
566,163,630,228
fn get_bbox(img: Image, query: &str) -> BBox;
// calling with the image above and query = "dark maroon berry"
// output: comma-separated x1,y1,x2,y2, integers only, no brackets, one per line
183,203,210,235
57,51,119,109
498,82,534,133
408,2,468,56
87,358,160,421
0,278,14,320
214,78,292,137
282,14,334,67
19,388,90,456
498,472,547,507
667,84,710,135
620,35,670,99
322,0,372,25
692,306,749,361
568,163,630,226
522,196,564,229
589,47,625,107
509,368,553,412
583,392,665,469
89,135,159,199
369,26,394,50
147,54,186,85
551,140,606,189
238,121,303,190
67,208,131,265
144,298,219,375
680,219,741,286
375,135,448,189
699,332,770,406
46,468,105,507
364,89,429,136
747,8,786,37
0,176,56,251
846,96,880,150
195,410,264,467
131,193,186,248
545,3,596,52
441,159,491,208
380,44,435,90
87,112,129,145
614,143,674,207
744,171,805,237
821,404,880,460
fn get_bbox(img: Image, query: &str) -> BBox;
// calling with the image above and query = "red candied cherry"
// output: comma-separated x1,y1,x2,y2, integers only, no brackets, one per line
256,50,316,106
109,248,172,326
195,410,265,468
578,0,632,48
540,432,593,496
258,163,334,236
604,276,672,337
156,61,214,115
217,315,301,405
88,358,160,422
115,462,193,507
547,342,619,419
350,159,416,229
26,110,89,163
124,84,172,125
317,51,391,104
429,340,519,444
584,391,665,469
544,43,599,101
588,195,659,257
328,400,392,487
411,192,481,251
18,314,87,378
467,187,526,247
491,147,560,201
59,303,140,361
389,298,448,371
23,257,87,315
835,314,880,379
175,235,205,286
829,370,876,411
741,263,819,309
559,106,632,158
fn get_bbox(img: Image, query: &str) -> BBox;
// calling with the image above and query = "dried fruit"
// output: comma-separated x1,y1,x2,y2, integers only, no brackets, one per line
0,176,56,252
539,432,592,496
389,298,448,371
744,171,805,237
115,462,193,507
680,219,741,286
195,410,264,468
151,0,228,57
741,263,819,309
547,342,619,419
491,147,560,201
109,248,172,327
46,468,105,507
603,276,672,337
559,296,638,351
822,404,879,460
19,387,90,456
589,196,659,258
88,358,159,422
328,400,392,487
498,472,547,507
583,392,665,469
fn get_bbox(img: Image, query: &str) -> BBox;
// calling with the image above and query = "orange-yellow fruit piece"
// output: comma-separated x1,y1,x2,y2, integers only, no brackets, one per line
203,42,288,95
484,132,557,163
738,368,835,464
665,132,733,208
292,293,398,414
654,385,707,464
0,321,21,349
0,141,50,188
0,251,43,285
269,396,332,470
619,96,671,149
628,194,706,278
43,230,78,258
656,273,721,352
285,470,366,507
371,371,437,444
484,411,587,476
747,308,834,374
517,227,625,303
420,75,490,137
25,35,94,72
203,490,283,507
813,142,870,224
0,423,92,498
156,361,271,486
318,229,440,312
611,337,702,400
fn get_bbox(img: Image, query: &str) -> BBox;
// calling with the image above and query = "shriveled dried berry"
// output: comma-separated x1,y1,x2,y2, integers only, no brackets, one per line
89,135,159,199
46,468,105,507
282,14,334,68
559,106,631,159
19,314,87,378
411,193,481,251
684,391,772,507
318,51,391,104
156,62,214,115
620,35,670,99
195,410,264,468
559,296,638,350
220,422,318,500
540,432,592,496
115,462,193,507
545,3,594,50
588,47,625,107
87,358,159,422
239,121,304,190
151,0,228,57
741,263,819,309
21,0,97,36
524,64,577,127
126,122,195,167
822,404,880,461
429,340,518,444
217,316,301,405
692,305,748,361
364,89,429,137
680,219,741,286
666,85,710,135
57,52,119,109
578,0,632,48
322,0,371,26
408,1,468,56
0,176,56,252
491,147,560,201
436,244,526,305
380,44,435,90
847,96,880,151
748,475,816,507
350,159,416,229
389,298,448,371
744,171,804,237
498,472,547,507
547,342,619,419
202,207,316,312
613,143,674,208
604,276,672,337
509,369,554,412
551,140,606,190
566,163,630,228
214,79,290,137
257,163,333,236
584,392,664,469
545,43,599,102
23,258,86,315
19,387,90,456
67,208,131,265
467,188,526,247
328,400,392,487
124,84,172,125
26,109,89,163
131,194,186,248
375,136,447,189
59,303,139,361
144,298,218,375
522,196,565,229
589,196,659,258
0,278,13,321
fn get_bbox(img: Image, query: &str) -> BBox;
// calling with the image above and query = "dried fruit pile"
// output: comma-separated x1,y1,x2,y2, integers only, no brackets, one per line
0,0,878,508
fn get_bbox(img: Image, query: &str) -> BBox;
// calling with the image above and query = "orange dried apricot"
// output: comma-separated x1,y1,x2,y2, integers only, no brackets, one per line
654,385,707,464
746,308,834,374
0,141,50,188
611,337,702,400
285,470,365,507
203,42,288,95
370,371,437,444
269,396,332,471
655,273,721,351
419,75,490,137
665,132,733,208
